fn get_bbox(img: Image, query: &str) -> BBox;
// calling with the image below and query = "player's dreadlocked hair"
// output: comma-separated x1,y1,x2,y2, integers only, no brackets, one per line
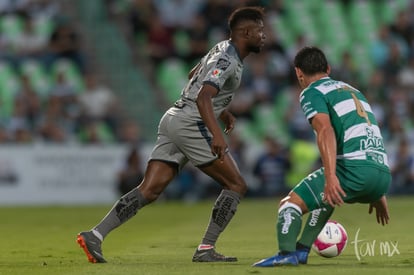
294,46,329,76
228,6,265,31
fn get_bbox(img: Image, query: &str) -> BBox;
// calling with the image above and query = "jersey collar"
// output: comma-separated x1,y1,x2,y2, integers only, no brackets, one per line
299,77,331,98
308,76,331,88
228,40,243,63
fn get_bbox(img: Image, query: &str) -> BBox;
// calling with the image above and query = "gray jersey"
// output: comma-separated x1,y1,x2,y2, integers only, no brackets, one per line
167,40,243,120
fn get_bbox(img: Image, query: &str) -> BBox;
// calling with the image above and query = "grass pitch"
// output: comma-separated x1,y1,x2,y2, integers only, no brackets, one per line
0,196,413,275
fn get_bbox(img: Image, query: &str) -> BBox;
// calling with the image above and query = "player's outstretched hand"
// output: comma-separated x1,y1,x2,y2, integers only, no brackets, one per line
369,195,389,226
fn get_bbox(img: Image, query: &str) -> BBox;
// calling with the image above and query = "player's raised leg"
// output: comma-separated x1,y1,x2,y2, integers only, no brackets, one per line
77,160,177,263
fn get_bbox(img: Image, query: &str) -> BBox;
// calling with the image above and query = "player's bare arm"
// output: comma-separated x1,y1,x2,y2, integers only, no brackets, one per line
219,109,236,135
369,195,390,226
311,113,346,207
196,84,227,162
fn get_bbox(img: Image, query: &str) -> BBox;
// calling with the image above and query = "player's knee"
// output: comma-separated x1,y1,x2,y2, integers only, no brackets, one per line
139,189,160,203
278,201,303,215
278,193,309,214
139,184,165,203
279,195,290,207
232,184,247,196
239,181,248,195
227,176,247,196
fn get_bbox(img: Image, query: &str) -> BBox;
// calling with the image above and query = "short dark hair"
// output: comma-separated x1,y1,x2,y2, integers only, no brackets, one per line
228,6,265,31
294,46,329,75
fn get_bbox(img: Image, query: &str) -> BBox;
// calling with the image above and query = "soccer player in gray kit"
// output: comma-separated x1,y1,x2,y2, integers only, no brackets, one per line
77,6,266,263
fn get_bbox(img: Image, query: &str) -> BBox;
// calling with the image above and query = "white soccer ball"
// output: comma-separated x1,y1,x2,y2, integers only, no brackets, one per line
312,220,348,258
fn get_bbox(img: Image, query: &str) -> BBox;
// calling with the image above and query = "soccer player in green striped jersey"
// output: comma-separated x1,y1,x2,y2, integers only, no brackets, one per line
253,46,391,267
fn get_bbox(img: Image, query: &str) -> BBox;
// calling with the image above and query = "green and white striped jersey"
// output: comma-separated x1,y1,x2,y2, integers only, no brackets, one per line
299,77,389,169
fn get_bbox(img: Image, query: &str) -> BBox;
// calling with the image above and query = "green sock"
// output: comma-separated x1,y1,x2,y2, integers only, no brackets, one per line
297,206,334,248
277,203,303,253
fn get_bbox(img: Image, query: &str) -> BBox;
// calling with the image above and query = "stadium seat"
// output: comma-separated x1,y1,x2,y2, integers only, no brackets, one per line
20,59,51,99
234,119,260,145
317,1,350,63
284,1,320,44
156,58,188,104
174,30,190,57
33,15,55,40
77,121,115,143
348,1,378,43
252,103,289,144
0,14,23,42
51,58,84,93
378,0,411,24
268,14,294,49
0,62,20,119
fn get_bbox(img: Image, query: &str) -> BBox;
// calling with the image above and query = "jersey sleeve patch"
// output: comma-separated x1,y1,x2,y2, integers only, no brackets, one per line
210,58,231,79
216,58,231,70
211,69,223,78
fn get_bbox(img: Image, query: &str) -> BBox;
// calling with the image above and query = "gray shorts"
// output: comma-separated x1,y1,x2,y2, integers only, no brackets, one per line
149,112,218,169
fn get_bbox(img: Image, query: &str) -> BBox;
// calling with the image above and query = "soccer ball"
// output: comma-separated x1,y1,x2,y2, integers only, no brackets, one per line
312,220,348,258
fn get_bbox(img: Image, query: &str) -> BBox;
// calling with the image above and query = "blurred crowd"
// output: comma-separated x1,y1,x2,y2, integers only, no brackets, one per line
106,0,414,145
1,0,414,198
105,0,414,198
0,0,142,146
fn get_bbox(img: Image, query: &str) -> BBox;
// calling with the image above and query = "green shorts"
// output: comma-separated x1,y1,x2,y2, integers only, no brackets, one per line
149,112,218,170
292,161,391,211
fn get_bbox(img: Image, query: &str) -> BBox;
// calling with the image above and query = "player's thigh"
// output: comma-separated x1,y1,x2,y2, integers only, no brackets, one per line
198,153,247,193
150,134,188,169
292,168,326,211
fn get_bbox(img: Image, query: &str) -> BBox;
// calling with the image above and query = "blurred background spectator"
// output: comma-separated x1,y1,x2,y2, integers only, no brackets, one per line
252,136,291,197
116,146,144,196
77,72,120,135
389,138,414,194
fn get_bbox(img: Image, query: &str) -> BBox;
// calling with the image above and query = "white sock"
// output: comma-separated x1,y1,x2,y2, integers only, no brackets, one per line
198,244,214,250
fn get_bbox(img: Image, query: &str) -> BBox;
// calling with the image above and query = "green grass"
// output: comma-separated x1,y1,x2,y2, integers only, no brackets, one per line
0,196,413,275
